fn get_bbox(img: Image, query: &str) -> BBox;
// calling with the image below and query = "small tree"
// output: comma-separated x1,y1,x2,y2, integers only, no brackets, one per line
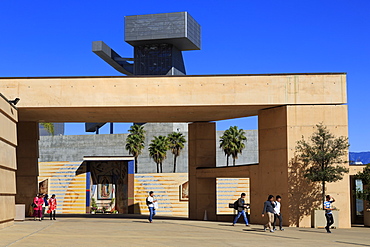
125,124,146,173
295,123,349,208
354,164,370,203
148,135,169,173
168,132,186,173
219,126,247,166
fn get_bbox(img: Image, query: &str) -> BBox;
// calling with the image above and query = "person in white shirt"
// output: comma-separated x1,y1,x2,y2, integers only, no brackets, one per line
146,191,157,223
273,195,284,231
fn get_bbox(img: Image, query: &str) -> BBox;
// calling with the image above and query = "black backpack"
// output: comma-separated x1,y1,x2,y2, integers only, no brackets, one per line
233,199,239,210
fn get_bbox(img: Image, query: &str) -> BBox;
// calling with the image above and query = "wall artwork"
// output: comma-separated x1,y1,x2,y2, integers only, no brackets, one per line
179,181,189,201
39,179,48,195
98,175,113,200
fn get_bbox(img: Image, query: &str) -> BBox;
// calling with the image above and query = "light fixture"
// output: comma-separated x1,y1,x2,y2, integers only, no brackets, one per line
8,98,20,105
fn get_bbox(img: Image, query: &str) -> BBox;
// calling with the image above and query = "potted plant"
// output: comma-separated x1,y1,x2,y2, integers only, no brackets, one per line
91,198,98,214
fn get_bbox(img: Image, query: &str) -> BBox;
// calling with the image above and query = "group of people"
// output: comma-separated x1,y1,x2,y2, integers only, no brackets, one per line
261,194,284,232
232,193,283,232
233,193,336,233
33,193,57,221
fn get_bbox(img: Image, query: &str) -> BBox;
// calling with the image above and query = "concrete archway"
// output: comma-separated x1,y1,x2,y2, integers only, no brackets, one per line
0,73,350,228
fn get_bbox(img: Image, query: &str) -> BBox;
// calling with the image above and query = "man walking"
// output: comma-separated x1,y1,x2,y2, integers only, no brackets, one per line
324,195,335,233
232,193,249,226
262,195,275,232
146,191,157,223
273,195,284,231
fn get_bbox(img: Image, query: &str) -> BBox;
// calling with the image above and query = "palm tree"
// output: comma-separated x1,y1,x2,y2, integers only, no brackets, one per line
125,124,146,173
168,132,186,173
40,123,55,136
148,135,169,173
220,132,232,166
220,126,247,166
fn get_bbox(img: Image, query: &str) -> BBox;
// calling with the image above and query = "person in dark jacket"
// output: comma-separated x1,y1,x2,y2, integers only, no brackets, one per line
232,193,249,226
262,195,275,232
42,194,49,220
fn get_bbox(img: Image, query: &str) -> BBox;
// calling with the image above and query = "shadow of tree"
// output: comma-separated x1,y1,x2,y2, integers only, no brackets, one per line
288,155,321,227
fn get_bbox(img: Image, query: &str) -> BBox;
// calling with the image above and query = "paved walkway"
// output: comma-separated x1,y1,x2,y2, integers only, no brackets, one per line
1,215,369,247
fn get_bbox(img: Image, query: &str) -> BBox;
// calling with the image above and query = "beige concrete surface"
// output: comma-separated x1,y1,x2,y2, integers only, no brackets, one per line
15,122,39,215
0,73,346,122
0,216,369,247
188,122,217,221
0,94,17,229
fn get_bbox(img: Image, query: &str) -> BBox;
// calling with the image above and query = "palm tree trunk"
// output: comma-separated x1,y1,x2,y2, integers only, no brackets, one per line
173,155,177,173
134,156,138,173
226,156,229,166
233,157,236,166
156,162,159,173
160,162,163,173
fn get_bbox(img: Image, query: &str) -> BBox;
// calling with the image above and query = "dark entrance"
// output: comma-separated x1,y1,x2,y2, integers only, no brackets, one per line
77,157,134,214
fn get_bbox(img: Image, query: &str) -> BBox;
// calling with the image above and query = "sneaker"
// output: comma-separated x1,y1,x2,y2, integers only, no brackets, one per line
270,229,274,233
263,227,267,232
280,228,285,231
245,224,250,227
273,228,276,231
232,224,235,226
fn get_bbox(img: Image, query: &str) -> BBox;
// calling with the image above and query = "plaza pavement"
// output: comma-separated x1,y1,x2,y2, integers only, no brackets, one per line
0,215,369,247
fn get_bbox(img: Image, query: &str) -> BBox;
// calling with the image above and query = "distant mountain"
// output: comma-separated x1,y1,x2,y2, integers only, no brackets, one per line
349,152,370,164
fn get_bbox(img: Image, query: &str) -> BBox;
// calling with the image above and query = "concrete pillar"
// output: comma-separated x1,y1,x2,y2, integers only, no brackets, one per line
16,122,39,215
0,96,18,229
250,105,350,228
188,122,216,220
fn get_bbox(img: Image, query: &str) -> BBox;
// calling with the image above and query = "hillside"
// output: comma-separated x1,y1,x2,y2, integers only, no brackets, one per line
349,152,370,164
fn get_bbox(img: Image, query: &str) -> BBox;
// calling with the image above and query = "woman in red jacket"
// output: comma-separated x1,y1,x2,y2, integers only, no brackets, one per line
48,194,57,220
33,194,44,221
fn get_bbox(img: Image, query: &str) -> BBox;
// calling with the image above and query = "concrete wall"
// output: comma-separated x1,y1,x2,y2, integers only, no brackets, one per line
0,94,18,229
38,161,86,214
38,123,258,173
249,105,350,228
0,74,347,123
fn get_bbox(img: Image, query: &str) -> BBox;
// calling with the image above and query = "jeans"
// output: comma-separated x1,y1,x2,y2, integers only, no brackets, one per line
233,210,249,225
273,213,283,229
149,207,156,222
325,213,334,229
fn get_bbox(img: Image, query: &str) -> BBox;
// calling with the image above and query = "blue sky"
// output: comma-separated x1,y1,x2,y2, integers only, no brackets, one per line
0,1,369,152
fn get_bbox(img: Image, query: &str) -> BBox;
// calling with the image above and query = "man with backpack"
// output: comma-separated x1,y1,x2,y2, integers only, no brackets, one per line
146,191,157,223
232,193,249,226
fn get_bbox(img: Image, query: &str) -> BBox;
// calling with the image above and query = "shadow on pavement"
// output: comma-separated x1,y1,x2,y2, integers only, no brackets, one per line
298,229,330,234
242,228,265,232
218,224,234,227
